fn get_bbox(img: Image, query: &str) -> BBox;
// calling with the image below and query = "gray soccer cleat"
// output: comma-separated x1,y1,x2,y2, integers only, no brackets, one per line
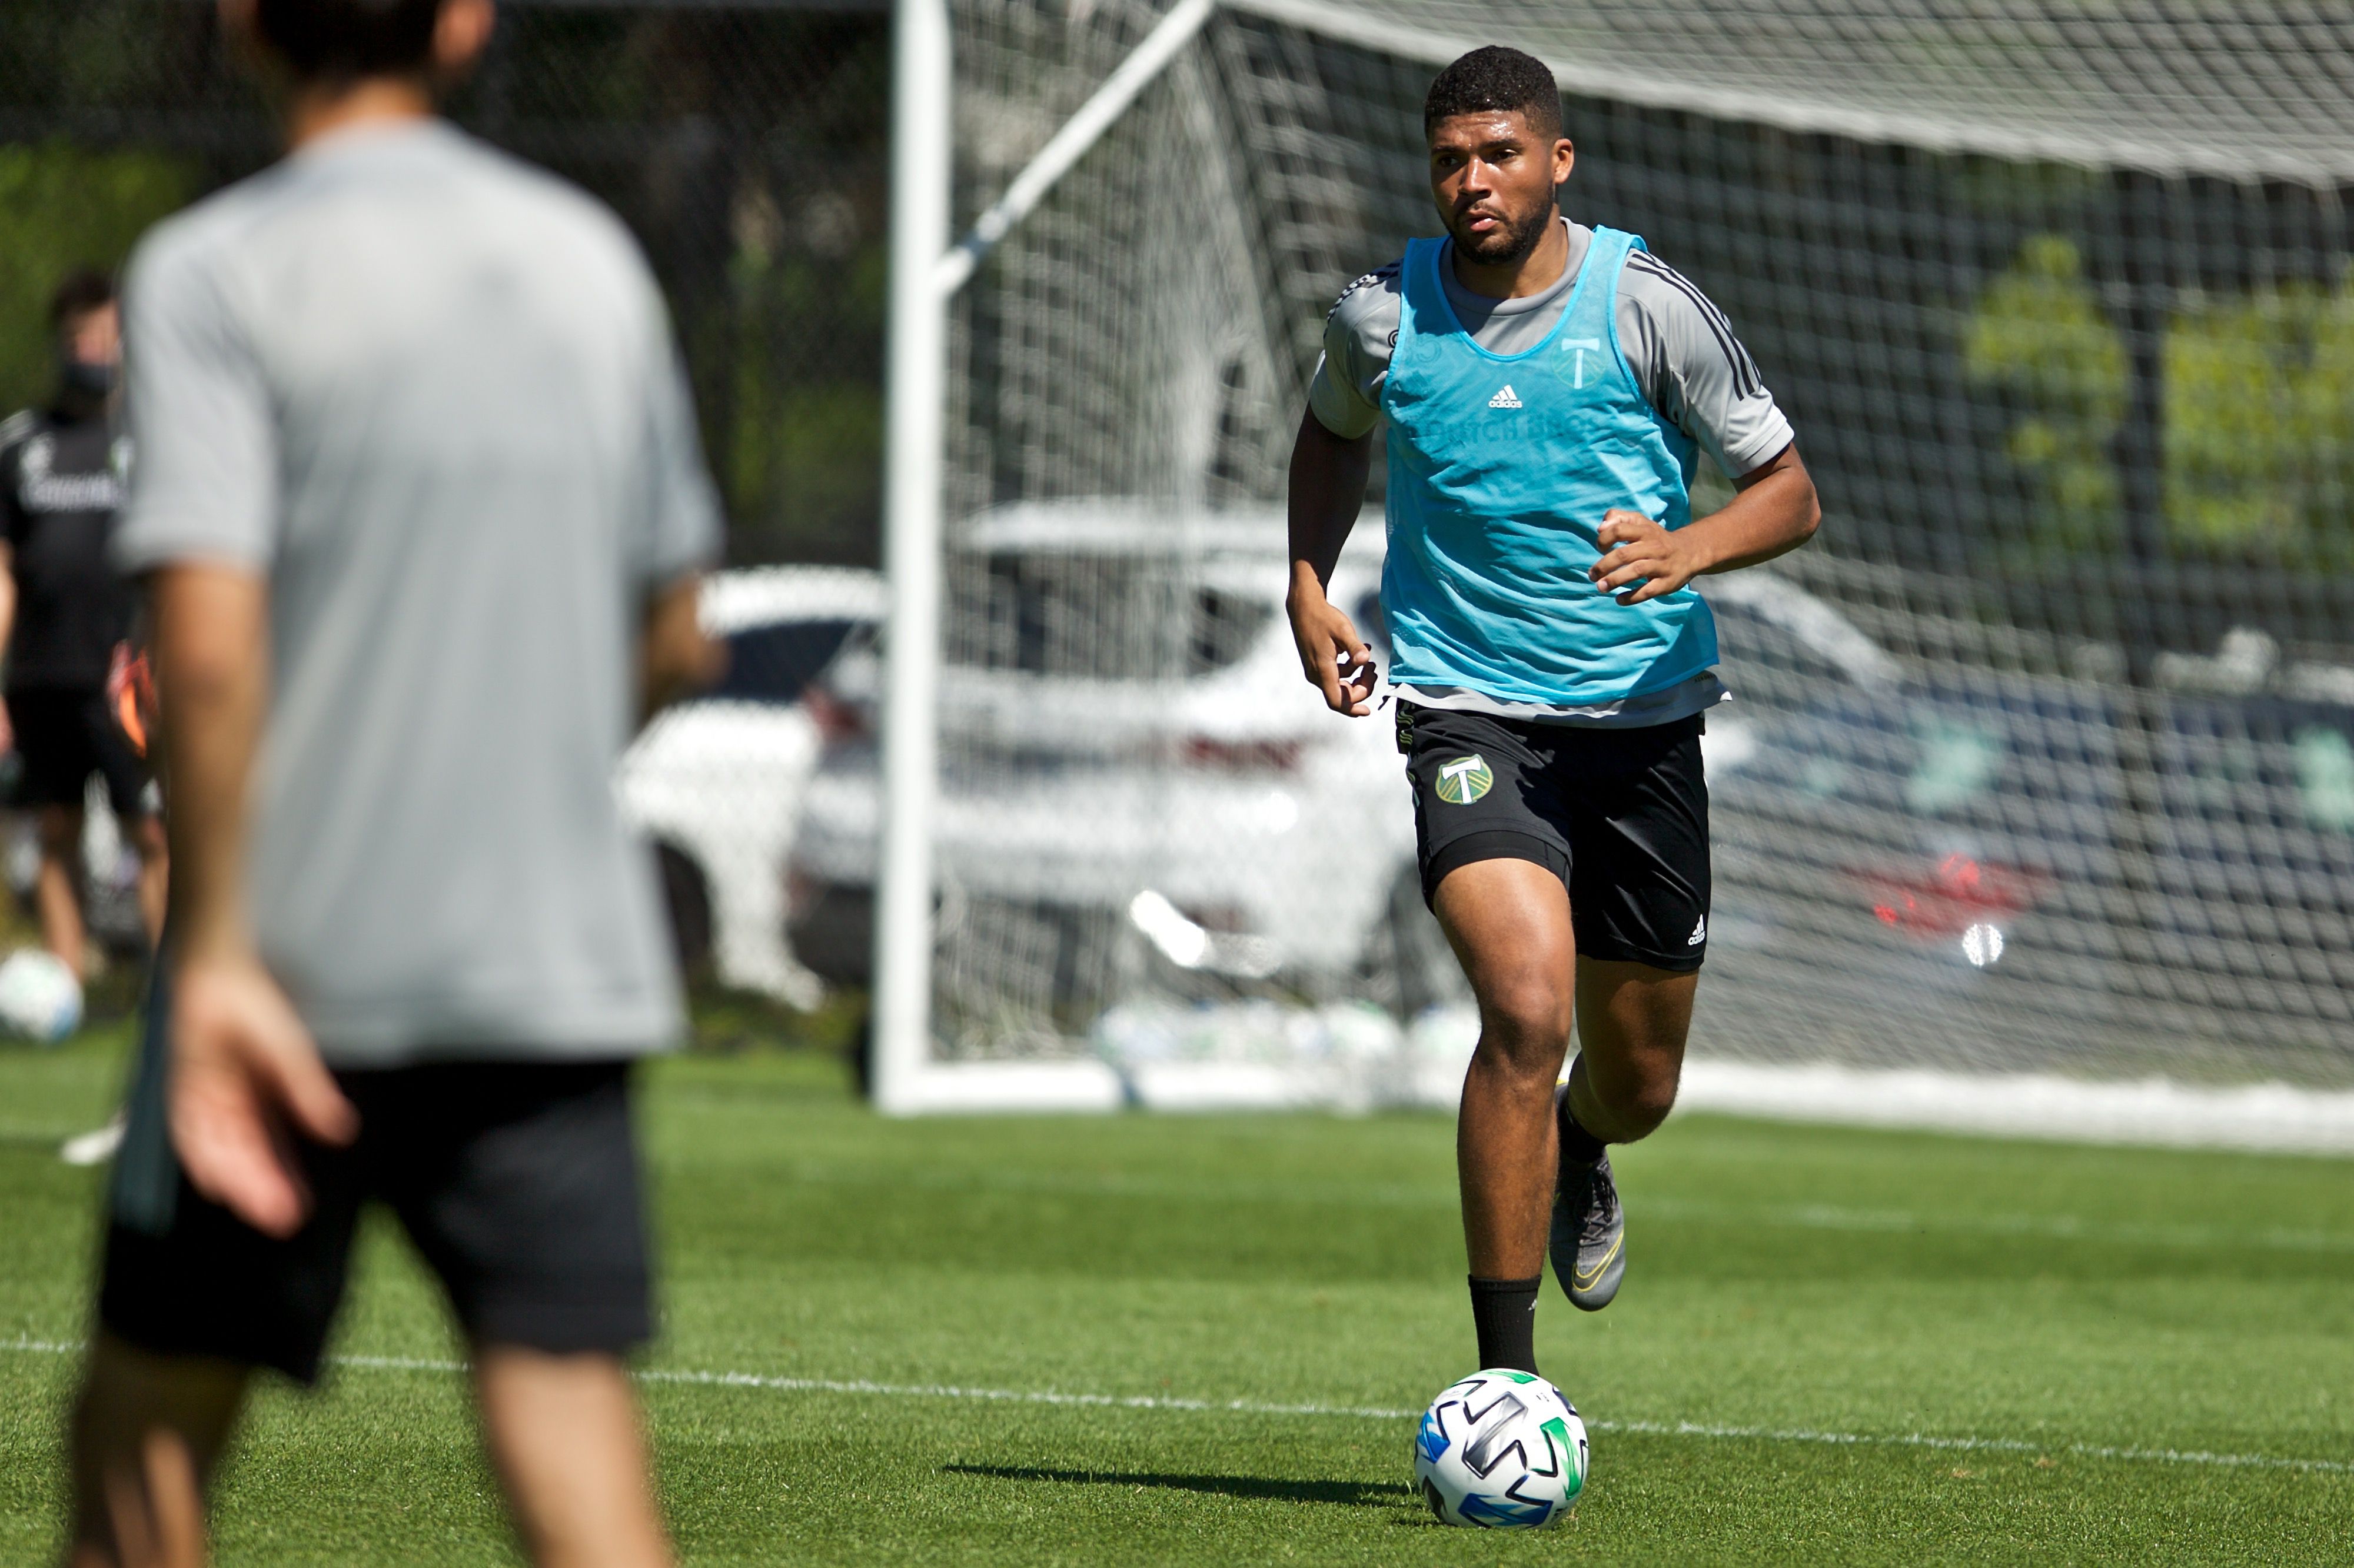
1549,1140,1625,1313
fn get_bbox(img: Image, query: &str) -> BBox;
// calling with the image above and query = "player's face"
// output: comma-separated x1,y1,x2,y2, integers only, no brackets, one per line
60,303,121,370
1427,112,1574,266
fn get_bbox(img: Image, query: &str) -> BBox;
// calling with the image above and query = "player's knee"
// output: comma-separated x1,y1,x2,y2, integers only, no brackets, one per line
1474,976,1572,1077
1598,1071,1679,1140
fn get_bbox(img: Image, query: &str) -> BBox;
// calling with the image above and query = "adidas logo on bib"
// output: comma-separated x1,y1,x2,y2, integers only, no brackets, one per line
1487,384,1522,409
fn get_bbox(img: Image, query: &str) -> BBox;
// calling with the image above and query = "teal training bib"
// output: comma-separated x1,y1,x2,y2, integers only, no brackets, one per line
1379,226,1714,708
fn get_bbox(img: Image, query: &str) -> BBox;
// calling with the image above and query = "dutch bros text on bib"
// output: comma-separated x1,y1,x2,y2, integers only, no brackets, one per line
1379,226,1715,708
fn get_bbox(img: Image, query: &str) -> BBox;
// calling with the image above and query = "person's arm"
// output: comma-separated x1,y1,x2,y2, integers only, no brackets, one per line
0,540,16,755
1284,273,1395,718
0,438,26,754
640,571,723,719
1286,410,1379,717
1589,441,1820,605
0,540,16,663
150,563,355,1237
112,225,354,1237
1592,252,1821,604
633,286,724,721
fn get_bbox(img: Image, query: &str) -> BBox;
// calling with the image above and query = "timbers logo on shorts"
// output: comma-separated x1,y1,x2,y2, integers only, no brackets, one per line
1435,754,1494,805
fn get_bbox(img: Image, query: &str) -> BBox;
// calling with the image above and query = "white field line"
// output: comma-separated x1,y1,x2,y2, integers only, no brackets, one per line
6,1337,2347,1477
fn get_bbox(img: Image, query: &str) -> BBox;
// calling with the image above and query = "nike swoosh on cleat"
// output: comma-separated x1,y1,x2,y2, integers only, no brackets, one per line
1572,1234,1623,1289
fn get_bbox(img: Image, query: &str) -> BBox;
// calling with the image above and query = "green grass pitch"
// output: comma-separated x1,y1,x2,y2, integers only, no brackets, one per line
4,1027,2353,1564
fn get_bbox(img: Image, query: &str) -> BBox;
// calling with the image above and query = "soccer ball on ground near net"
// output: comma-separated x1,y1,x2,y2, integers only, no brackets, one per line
1413,1369,1588,1528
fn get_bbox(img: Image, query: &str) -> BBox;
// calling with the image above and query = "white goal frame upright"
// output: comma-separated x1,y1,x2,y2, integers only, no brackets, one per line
873,0,1219,1115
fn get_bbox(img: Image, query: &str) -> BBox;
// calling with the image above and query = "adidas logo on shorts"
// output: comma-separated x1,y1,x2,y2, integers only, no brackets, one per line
1688,916,1708,946
1487,384,1522,408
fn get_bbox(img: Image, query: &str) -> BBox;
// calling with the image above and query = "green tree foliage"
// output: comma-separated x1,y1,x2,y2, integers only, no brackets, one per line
1965,234,2354,566
0,141,198,416
1960,235,2124,554
2166,275,2354,562
713,202,886,566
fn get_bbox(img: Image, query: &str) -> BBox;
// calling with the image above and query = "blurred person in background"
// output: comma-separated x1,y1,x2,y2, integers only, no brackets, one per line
0,270,168,980
65,2,722,1565
1287,47,1818,1382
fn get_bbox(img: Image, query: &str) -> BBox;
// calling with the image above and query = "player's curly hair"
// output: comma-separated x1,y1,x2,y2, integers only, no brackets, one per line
255,0,446,81
48,269,115,330
1422,46,1564,142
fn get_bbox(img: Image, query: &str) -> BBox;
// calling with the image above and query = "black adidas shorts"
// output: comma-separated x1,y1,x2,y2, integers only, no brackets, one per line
99,996,653,1384
1400,702,1711,973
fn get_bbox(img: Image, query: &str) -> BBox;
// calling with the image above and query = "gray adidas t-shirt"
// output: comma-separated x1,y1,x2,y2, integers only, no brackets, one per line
116,119,720,1066
1309,218,1796,727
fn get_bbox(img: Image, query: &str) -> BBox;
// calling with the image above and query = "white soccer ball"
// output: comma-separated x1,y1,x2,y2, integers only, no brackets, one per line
0,948,82,1043
1412,1369,1588,1528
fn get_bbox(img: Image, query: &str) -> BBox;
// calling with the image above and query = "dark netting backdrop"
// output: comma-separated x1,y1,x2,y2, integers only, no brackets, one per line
0,0,892,566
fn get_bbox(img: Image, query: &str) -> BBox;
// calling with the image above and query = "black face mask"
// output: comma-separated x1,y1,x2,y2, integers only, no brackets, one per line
57,358,117,403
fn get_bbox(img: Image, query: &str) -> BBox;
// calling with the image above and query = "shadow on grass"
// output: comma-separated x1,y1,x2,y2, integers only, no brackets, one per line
944,1463,1411,1509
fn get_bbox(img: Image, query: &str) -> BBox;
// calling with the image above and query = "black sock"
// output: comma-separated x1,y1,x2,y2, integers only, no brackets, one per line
1468,1275,1542,1374
1557,1094,1607,1168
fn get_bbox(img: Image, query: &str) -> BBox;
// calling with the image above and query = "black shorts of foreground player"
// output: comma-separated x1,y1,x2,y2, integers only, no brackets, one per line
65,3,724,1566
1285,46,1818,1377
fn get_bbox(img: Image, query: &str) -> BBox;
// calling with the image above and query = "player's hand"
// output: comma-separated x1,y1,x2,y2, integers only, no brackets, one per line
1286,584,1378,717
1590,509,1705,605
168,953,357,1239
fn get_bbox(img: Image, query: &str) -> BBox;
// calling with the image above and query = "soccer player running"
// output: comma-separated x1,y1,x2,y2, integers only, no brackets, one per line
66,3,722,1565
0,271,169,977
1286,48,1819,1379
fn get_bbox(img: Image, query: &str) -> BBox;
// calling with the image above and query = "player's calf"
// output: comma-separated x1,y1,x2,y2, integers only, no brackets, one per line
1562,1048,1680,1146
1454,987,1578,1372
1548,963,1699,1312
1454,956,1579,1286
1439,864,1582,1374
1550,1082,1628,1313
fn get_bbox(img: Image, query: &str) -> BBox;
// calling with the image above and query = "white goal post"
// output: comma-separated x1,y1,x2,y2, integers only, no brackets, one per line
876,0,1226,1114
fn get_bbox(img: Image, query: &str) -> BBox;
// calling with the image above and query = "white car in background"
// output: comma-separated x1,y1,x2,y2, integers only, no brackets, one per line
792,505,1434,1006
617,565,882,1008
788,502,1910,1016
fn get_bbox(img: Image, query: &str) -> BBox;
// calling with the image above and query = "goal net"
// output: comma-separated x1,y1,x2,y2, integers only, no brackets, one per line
840,0,2354,1113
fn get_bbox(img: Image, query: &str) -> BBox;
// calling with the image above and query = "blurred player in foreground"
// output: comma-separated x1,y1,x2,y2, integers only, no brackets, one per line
67,2,722,1564
0,271,168,977
1285,48,1818,1377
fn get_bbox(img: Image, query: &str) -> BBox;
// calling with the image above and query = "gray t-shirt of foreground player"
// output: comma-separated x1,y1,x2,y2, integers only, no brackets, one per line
116,121,720,1066
1309,219,1796,728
